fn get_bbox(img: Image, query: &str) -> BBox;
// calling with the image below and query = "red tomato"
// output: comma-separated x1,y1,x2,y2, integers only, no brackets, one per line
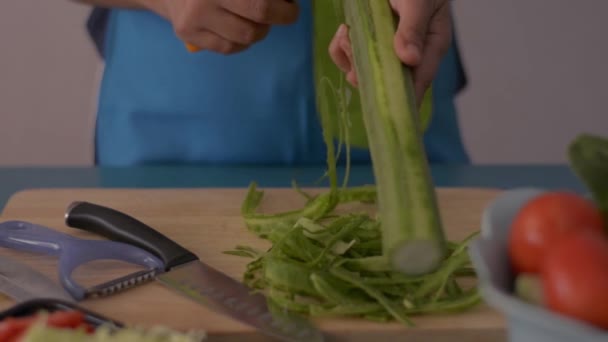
508,191,605,274
541,230,608,329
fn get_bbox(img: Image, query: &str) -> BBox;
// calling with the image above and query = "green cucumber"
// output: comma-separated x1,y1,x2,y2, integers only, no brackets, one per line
514,273,544,306
342,0,447,275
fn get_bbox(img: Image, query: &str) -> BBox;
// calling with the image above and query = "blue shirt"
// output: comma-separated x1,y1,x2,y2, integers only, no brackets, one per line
87,2,470,166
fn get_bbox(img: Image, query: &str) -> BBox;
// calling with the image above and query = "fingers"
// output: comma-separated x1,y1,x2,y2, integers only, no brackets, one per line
329,25,349,72
328,0,451,102
173,0,270,54
204,8,271,45
390,0,434,67
328,24,358,87
389,0,451,104
172,0,297,54
220,0,299,25
411,4,452,104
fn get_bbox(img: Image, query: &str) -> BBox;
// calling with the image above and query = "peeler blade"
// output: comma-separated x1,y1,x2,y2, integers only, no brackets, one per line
84,269,159,299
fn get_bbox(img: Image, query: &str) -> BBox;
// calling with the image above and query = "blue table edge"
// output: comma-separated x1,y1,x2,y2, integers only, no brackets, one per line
0,164,586,211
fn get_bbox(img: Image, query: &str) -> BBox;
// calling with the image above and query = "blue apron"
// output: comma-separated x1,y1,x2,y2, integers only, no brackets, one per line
87,2,470,166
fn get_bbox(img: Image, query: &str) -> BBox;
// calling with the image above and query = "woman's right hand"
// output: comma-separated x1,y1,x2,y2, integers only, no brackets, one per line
142,0,300,54
328,0,453,105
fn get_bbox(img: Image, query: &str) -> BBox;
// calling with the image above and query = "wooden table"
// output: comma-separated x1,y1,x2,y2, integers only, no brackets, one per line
0,186,505,341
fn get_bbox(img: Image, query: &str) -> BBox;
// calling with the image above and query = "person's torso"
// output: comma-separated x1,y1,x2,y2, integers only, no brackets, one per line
91,1,469,166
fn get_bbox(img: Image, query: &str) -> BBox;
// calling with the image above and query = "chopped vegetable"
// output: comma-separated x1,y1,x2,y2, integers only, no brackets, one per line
0,310,93,342
20,322,206,342
231,182,481,326
0,310,206,342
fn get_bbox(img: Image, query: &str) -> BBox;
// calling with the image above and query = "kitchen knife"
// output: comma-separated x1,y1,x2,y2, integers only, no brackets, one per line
64,201,324,342
0,254,74,303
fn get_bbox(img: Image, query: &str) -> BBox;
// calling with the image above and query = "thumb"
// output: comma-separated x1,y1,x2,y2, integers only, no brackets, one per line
390,0,433,67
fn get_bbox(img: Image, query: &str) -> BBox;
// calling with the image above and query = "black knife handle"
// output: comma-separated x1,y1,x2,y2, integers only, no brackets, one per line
65,201,198,270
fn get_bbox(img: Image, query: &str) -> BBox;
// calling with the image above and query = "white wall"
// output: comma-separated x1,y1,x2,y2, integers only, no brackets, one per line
0,0,99,166
1,0,607,166
452,0,608,164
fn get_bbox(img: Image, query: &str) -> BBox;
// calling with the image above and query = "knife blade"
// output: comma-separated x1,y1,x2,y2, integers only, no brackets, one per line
0,254,74,303
64,201,324,342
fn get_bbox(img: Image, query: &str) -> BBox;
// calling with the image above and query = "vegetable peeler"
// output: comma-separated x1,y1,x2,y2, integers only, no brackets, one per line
0,220,164,301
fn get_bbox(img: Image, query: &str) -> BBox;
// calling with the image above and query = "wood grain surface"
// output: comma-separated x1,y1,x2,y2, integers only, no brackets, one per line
0,187,505,341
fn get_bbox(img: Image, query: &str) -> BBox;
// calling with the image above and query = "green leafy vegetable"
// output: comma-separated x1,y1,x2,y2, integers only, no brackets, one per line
568,133,608,229
226,184,481,326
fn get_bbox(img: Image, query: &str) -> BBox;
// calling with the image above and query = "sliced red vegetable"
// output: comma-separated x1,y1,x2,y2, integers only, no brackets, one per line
46,310,86,328
541,230,608,329
0,309,92,341
508,191,605,274
0,317,38,342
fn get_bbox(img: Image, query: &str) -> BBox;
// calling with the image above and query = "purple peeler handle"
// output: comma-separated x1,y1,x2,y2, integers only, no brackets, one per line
0,220,164,300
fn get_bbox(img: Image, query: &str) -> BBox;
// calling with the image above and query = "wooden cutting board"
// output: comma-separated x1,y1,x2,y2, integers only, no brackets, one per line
0,187,505,341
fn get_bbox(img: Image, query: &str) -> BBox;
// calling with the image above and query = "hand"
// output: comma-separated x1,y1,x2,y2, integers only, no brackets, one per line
329,0,453,104
141,0,300,54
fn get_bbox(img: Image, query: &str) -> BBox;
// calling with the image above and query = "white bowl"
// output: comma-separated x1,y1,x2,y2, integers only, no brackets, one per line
468,188,608,342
